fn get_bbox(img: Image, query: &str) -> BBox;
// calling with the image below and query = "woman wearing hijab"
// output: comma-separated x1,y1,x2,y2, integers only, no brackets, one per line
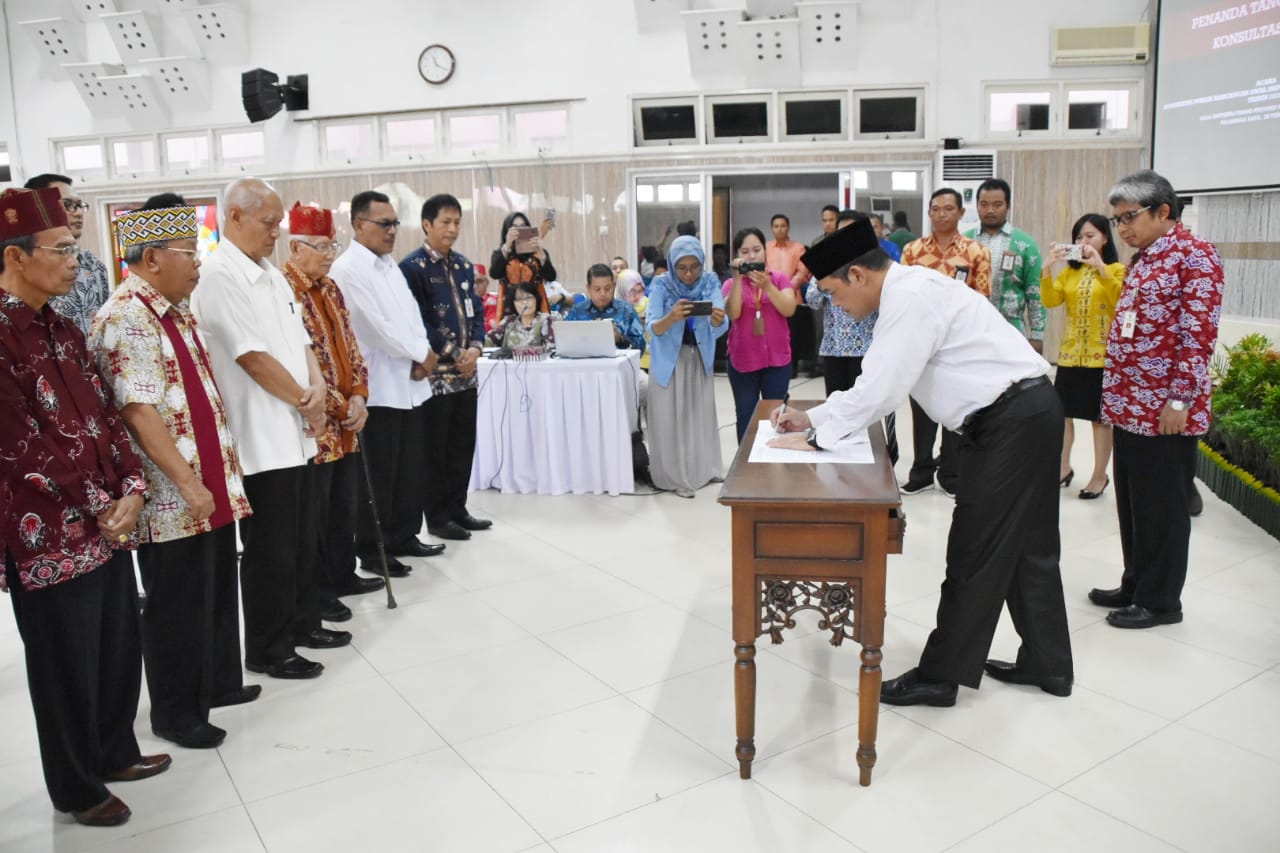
490,211,563,316
646,236,729,498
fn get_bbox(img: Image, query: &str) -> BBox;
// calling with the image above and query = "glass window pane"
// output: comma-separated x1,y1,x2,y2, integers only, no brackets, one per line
989,91,1052,133
891,171,918,192
853,170,869,190
657,183,684,203
324,122,374,162
1067,88,1130,130
112,139,157,174
636,184,655,204
219,130,265,167
386,117,435,157
61,142,104,171
0,146,8,182
449,113,501,152
513,109,568,149
687,182,702,203
164,135,210,171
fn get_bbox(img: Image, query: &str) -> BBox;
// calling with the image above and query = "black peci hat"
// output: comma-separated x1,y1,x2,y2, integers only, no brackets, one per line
800,219,880,279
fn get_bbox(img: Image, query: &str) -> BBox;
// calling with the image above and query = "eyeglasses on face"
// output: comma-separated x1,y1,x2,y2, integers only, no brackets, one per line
358,217,400,230
294,239,342,254
35,244,78,258
157,246,199,257
1109,206,1150,227
61,199,89,212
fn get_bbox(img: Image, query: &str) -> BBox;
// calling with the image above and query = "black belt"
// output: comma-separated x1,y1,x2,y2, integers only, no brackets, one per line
958,375,1050,435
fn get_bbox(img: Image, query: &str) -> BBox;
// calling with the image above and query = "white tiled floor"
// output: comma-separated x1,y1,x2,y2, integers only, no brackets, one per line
2,374,1278,853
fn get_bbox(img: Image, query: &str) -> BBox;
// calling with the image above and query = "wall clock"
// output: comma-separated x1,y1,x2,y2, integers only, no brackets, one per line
418,44,456,85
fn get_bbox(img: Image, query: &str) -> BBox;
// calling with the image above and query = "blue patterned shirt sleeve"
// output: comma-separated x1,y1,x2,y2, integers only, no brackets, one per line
566,299,645,353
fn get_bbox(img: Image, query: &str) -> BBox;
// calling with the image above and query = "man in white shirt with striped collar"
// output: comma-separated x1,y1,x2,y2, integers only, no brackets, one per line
770,220,1074,707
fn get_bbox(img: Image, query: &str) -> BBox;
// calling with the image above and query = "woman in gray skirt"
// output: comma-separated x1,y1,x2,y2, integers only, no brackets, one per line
645,236,729,497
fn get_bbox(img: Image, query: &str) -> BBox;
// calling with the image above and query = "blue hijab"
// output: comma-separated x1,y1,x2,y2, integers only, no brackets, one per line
645,236,728,387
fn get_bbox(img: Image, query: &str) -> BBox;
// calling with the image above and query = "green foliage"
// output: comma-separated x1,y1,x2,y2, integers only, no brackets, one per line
1210,334,1280,489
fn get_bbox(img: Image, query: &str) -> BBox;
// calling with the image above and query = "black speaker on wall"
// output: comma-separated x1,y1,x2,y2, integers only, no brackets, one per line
241,69,309,123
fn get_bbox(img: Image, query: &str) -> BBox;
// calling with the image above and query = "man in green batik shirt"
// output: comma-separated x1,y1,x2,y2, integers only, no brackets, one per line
965,178,1045,353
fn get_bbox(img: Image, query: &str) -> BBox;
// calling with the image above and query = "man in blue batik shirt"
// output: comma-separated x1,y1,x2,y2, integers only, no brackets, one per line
565,264,646,352
400,193,491,543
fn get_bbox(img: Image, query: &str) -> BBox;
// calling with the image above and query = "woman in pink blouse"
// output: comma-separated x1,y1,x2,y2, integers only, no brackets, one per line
723,226,796,442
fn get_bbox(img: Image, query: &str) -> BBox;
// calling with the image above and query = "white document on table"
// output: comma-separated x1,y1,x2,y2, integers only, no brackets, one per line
748,421,875,464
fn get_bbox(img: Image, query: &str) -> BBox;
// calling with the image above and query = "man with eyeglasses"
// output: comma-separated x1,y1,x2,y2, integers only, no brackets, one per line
24,173,111,338
89,194,256,752
0,187,162,827
330,191,441,576
282,202,384,623
1090,169,1223,630
190,177,336,680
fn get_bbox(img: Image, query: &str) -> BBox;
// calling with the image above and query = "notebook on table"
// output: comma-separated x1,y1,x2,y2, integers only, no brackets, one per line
554,320,618,359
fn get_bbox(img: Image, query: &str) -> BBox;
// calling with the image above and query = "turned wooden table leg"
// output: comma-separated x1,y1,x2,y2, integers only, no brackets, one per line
857,644,882,786
734,642,757,778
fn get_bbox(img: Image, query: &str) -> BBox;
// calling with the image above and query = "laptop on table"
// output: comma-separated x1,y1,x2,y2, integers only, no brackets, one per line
554,319,619,359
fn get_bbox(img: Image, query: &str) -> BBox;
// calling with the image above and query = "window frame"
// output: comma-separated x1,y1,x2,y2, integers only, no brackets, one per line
779,90,847,142
55,137,109,181
632,96,702,147
705,92,774,144
853,87,925,141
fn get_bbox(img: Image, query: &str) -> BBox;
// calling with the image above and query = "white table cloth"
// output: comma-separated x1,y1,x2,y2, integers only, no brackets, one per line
470,351,642,496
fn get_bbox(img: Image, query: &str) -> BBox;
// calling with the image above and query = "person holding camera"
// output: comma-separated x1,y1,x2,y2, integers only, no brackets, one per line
490,210,565,316
646,236,728,498
723,226,796,443
1041,213,1126,499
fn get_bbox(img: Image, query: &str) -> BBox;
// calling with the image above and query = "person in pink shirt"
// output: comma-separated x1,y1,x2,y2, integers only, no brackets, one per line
724,226,796,442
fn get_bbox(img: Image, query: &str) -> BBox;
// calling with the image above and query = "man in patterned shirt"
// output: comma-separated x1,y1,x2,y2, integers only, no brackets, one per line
964,178,1045,352
1,186,163,827
24,174,111,338
900,188,992,497
1090,170,1223,629
90,195,256,751
282,202,382,624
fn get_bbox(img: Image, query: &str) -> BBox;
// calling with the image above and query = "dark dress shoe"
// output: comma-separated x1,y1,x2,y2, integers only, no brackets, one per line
335,575,385,597
1078,475,1110,500
454,513,492,531
321,598,353,622
1088,586,1132,608
1188,484,1204,517
879,667,958,707
360,555,412,577
295,627,352,649
107,753,173,781
73,794,131,827
983,660,1072,697
1107,604,1183,629
246,654,324,679
428,521,471,541
152,722,226,749
390,538,447,557
211,685,262,708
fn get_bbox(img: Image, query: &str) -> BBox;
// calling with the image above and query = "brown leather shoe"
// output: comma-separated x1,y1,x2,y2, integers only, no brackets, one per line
106,753,172,782
73,794,131,827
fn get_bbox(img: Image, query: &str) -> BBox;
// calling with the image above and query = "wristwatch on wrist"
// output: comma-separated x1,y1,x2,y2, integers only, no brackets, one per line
1168,399,1188,412
804,427,822,450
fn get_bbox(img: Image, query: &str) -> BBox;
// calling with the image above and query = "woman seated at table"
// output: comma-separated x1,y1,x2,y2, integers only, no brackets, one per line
723,226,795,443
646,236,729,498
617,268,650,370
488,281,554,351
490,211,568,315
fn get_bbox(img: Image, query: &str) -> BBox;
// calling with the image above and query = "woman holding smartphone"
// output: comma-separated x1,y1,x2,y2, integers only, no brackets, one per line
646,236,729,498
723,226,795,442
1041,213,1126,499
490,211,564,315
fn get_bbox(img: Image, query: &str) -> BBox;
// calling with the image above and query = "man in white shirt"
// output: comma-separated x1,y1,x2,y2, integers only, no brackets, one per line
191,177,338,680
771,220,1073,707
329,191,440,577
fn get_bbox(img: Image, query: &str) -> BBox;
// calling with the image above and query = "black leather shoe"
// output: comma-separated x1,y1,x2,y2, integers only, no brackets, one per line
359,555,412,578
295,628,352,649
428,521,471,541
455,513,492,531
335,575,385,597
983,659,1072,697
1088,586,1132,608
107,753,173,781
246,654,324,679
879,667,958,707
390,538,445,557
211,685,261,708
1107,604,1183,629
152,722,226,749
321,598,353,622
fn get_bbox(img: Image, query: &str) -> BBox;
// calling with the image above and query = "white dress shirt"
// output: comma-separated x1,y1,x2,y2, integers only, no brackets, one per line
190,238,317,476
809,262,1049,449
330,241,433,410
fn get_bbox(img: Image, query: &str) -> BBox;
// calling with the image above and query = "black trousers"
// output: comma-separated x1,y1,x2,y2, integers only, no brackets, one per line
137,525,242,733
6,550,142,812
908,397,958,490
239,465,315,664
422,388,478,527
1112,429,1197,611
304,454,360,598
826,356,899,465
917,382,1073,688
788,306,817,369
358,405,427,555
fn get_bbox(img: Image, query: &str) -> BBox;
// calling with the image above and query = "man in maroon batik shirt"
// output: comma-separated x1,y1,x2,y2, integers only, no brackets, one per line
0,187,167,828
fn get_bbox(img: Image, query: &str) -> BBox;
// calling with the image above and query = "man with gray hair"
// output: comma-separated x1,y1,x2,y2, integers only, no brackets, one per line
191,177,339,679
1089,169,1223,629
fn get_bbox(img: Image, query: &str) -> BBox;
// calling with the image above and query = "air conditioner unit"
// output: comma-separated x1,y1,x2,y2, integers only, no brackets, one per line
1052,24,1150,65
934,149,997,233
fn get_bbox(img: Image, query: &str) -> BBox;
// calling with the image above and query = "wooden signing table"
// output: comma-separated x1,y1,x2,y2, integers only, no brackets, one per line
718,401,904,786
